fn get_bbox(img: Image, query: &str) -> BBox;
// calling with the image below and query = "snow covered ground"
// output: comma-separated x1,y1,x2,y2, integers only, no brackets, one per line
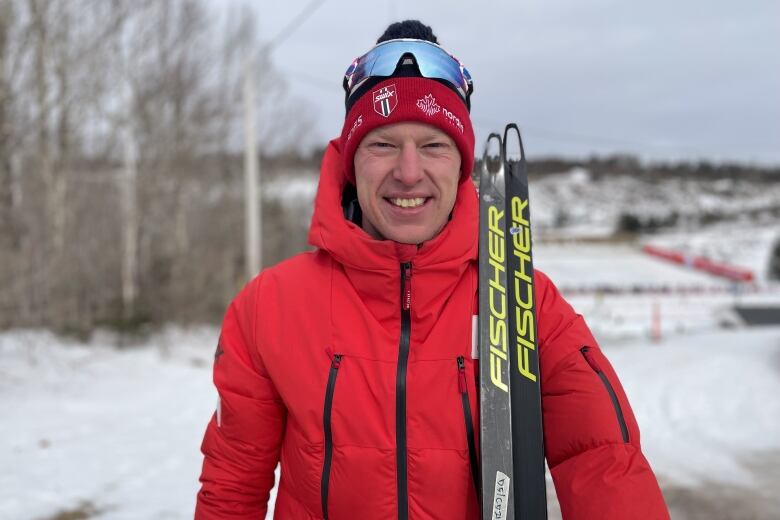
612,328,780,486
2,239,779,519
0,328,220,520
536,242,735,289
3,324,778,519
643,223,779,283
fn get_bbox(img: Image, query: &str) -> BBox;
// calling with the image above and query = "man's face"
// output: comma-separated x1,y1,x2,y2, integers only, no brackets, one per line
353,122,462,244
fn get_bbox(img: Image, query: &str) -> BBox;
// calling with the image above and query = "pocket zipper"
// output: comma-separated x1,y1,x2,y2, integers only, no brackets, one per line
321,348,343,520
580,347,629,443
457,356,480,501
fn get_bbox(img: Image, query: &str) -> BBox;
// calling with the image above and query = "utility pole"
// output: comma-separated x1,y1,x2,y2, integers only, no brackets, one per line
243,52,260,279
121,122,138,324
241,0,324,281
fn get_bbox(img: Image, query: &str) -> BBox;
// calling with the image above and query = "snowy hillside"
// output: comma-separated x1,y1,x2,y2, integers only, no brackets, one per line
264,168,780,283
530,168,780,240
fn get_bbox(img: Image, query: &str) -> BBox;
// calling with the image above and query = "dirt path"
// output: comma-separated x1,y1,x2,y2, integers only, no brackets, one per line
662,450,780,520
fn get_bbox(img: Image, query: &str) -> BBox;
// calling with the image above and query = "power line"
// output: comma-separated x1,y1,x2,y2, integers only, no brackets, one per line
472,116,711,156
267,0,326,50
281,67,336,91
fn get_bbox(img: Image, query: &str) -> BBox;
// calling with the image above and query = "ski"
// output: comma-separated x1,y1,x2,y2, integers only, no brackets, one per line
478,124,546,519
478,132,514,520
503,124,547,519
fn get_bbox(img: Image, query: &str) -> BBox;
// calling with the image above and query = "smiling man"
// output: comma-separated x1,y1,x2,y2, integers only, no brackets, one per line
195,20,669,520
353,123,461,243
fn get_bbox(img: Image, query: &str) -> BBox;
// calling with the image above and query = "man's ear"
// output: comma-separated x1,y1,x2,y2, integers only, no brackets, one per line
341,183,362,225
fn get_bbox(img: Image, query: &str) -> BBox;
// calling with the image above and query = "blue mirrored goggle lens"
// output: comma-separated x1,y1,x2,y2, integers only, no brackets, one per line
345,40,472,101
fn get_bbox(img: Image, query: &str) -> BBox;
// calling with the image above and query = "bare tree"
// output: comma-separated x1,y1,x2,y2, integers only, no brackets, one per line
0,0,15,248
0,0,317,333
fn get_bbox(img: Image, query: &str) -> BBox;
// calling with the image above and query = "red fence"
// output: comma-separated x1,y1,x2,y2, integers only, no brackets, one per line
642,245,755,283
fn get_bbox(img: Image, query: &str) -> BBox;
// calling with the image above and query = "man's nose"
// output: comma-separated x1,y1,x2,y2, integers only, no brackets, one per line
393,143,424,185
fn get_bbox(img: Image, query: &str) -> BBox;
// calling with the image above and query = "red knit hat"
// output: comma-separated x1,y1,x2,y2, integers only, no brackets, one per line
339,77,475,184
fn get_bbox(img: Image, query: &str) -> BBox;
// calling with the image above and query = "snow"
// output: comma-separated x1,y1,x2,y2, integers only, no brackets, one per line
529,169,780,241
536,243,733,288
2,226,780,517
607,328,780,487
3,322,779,518
0,328,221,520
535,240,780,340
263,174,318,204
644,223,780,282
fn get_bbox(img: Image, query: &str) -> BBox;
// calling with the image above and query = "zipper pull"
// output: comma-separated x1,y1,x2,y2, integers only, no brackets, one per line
325,347,342,369
457,356,467,394
403,262,412,311
580,346,601,373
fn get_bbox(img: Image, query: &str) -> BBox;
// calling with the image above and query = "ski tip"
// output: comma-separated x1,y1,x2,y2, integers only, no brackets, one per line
502,123,526,163
480,132,505,182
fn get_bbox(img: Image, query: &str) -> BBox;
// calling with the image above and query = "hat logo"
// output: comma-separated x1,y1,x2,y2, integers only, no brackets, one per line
442,107,464,134
373,84,397,117
416,94,440,117
346,115,363,142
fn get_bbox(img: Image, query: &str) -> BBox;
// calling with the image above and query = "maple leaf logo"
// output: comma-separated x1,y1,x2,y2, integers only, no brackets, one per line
416,94,441,117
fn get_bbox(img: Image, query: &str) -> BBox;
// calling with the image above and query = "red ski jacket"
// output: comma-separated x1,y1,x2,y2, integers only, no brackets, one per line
195,140,669,519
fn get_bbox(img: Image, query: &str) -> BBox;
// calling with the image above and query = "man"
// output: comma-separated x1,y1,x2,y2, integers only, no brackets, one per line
195,20,669,520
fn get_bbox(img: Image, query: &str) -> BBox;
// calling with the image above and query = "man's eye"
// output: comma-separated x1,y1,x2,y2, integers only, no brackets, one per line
424,142,447,148
371,141,394,148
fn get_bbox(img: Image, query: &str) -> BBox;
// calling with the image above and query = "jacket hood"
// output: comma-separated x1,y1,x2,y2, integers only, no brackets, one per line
307,138,478,337
308,138,478,271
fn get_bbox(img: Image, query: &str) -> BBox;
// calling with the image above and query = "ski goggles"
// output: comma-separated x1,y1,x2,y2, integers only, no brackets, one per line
343,38,473,105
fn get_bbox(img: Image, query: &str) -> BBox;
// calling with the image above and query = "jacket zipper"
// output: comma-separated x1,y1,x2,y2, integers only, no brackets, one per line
396,262,412,520
457,356,480,502
321,347,343,520
580,347,629,443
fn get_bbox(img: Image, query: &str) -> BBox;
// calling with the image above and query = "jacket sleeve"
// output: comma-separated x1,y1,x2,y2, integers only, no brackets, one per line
195,278,286,519
536,271,669,520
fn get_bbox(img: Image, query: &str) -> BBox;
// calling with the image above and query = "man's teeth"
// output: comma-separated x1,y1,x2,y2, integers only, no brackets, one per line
389,197,426,208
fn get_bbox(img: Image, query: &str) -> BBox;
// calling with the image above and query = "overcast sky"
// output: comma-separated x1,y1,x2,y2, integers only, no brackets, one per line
237,0,779,165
